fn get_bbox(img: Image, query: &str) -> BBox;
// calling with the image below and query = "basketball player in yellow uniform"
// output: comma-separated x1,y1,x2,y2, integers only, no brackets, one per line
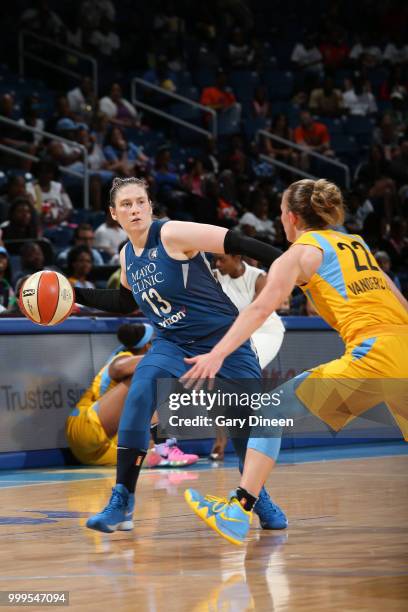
66,323,153,465
183,178,408,544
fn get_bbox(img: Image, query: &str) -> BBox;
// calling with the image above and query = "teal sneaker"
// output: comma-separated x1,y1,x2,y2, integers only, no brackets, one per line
86,484,135,533
185,489,252,545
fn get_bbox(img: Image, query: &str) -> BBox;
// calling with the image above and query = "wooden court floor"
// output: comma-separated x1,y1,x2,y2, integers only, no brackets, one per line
0,454,407,611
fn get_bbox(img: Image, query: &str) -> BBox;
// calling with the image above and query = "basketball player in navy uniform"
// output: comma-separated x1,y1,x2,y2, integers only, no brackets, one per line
74,177,287,533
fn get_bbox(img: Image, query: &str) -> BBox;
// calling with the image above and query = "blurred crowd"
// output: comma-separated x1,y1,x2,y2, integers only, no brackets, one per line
0,0,407,316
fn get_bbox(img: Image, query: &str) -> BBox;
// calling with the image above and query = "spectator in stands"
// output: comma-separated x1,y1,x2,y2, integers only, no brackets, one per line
344,187,374,233
26,160,73,228
354,144,395,220
342,77,378,116
99,83,139,128
200,137,220,175
309,77,344,117
0,197,40,249
375,250,402,291
381,216,408,271
200,69,241,129
64,7,84,49
103,126,149,176
0,94,36,171
94,207,127,257
201,175,236,227
383,33,408,66
251,85,271,120
373,115,400,158
228,28,255,69
0,247,16,310
48,119,104,210
14,241,57,285
67,245,95,289
0,176,30,224
20,0,64,39
152,146,190,218
143,56,178,93
80,0,116,30
90,17,120,58
181,158,205,198
57,224,103,266
294,111,334,168
48,118,84,167
388,93,408,140
67,77,98,122
379,66,408,102
17,95,45,146
390,140,408,188
45,95,75,134
291,34,323,75
349,33,382,69
76,124,115,210
319,28,349,71
263,113,299,167
239,193,275,243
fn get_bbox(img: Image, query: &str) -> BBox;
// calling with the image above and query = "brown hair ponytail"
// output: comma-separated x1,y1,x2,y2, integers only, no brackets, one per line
286,178,345,228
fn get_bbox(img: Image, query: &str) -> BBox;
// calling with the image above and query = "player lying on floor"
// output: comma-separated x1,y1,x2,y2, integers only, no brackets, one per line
66,322,199,468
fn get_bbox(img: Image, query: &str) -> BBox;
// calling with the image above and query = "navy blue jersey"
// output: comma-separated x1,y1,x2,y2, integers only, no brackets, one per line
125,220,238,344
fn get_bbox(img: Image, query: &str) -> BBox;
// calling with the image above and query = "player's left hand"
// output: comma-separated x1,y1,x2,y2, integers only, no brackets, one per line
181,351,224,390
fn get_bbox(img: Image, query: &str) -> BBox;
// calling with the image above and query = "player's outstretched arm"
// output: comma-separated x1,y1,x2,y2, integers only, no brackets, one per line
181,248,302,383
161,221,282,266
182,245,322,382
74,246,136,313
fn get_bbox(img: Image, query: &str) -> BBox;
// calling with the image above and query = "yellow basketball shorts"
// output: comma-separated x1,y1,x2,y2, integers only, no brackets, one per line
65,402,118,465
295,333,408,439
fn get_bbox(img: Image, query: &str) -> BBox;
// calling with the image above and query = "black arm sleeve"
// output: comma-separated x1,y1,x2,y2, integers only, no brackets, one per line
224,231,282,266
74,283,137,314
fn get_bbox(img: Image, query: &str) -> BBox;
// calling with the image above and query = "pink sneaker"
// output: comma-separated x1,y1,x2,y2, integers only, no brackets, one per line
145,448,163,468
146,438,199,467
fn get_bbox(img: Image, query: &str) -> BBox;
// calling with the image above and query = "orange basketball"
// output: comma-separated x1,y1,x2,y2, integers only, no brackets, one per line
19,271,75,326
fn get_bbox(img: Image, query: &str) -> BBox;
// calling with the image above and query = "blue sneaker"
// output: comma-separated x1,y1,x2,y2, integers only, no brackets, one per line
86,484,135,533
254,488,288,530
185,489,252,545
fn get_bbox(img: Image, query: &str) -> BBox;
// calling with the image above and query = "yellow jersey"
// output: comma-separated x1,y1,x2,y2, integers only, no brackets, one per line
293,229,408,345
76,349,134,410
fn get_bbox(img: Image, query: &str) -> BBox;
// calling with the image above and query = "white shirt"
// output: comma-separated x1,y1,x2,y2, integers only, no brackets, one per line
356,199,374,228
291,44,323,71
90,30,120,56
343,90,377,115
349,44,382,61
216,262,284,335
239,212,276,240
17,118,44,145
383,43,408,64
26,180,72,224
99,96,137,120
67,87,86,114
94,222,127,254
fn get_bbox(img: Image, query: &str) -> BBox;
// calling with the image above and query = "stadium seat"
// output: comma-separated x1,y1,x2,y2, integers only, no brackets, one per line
243,117,267,140
43,226,74,249
343,116,375,149
264,70,294,100
316,117,344,134
229,71,259,103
